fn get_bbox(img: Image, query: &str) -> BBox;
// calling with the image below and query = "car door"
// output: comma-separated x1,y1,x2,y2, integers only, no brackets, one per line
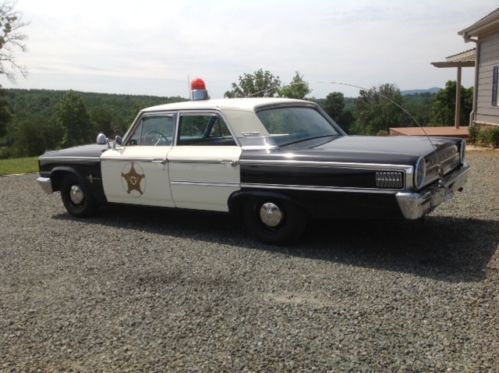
167,111,241,212
101,112,176,207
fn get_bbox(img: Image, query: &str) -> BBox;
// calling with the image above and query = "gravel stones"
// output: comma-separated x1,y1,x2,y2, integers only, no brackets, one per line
0,151,497,371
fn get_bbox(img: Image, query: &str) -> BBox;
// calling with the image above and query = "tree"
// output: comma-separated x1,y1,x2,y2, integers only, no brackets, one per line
225,69,281,97
57,91,94,147
280,71,310,99
323,92,354,133
13,116,63,156
0,85,11,136
431,80,473,125
0,1,28,79
353,83,403,135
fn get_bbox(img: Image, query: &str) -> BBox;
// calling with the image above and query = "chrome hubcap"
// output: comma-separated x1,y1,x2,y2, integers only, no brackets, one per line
69,185,84,205
259,202,283,227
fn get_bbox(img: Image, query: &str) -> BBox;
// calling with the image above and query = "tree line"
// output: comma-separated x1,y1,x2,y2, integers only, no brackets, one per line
0,69,472,158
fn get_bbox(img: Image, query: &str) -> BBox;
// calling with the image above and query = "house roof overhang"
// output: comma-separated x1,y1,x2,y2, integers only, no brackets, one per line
458,8,499,40
431,48,476,68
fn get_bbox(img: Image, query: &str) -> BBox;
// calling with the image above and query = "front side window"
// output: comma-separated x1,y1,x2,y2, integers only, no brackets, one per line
256,106,339,146
177,114,236,146
128,115,175,146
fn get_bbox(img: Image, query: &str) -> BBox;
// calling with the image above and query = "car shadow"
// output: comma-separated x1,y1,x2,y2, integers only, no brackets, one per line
52,204,498,283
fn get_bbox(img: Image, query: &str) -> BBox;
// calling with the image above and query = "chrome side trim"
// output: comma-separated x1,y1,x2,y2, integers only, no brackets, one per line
241,182,399,194
102,157,162,162
171,181,240,188
240,159,413,171
40,156,100,161
169,159,238,165
36,177,53,194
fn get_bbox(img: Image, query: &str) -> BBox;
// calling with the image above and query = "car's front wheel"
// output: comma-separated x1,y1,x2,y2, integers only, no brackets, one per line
242,198,307,244
60,174,99,218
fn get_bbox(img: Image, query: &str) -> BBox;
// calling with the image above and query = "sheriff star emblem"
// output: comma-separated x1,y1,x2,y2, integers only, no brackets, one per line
121,162,145,195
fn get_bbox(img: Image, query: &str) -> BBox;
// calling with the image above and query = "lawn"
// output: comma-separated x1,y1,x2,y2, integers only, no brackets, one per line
0,157,38,176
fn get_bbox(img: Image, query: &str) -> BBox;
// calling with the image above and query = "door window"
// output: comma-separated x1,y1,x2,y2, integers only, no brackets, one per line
177,114,236,146
128,115,176,146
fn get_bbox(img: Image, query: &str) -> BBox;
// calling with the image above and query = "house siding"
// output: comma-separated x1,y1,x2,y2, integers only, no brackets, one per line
476,32,499,126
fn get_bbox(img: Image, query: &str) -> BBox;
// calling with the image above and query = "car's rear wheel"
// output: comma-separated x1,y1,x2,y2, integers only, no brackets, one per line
60,174,99,217
243,198,306,244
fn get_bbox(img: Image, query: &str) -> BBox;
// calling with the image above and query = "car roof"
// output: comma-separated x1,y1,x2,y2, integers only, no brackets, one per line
141,97,314,113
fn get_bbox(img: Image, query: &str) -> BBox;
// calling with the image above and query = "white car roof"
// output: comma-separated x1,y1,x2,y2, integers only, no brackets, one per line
141,97,314,113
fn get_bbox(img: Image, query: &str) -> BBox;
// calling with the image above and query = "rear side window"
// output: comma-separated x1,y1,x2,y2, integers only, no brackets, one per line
177,114,236,146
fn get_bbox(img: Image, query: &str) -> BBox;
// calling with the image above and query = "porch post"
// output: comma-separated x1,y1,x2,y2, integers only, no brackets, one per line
455,66,462,128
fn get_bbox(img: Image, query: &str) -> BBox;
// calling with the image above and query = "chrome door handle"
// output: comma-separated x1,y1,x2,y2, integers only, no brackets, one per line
151,159,168,165
220,160,239,167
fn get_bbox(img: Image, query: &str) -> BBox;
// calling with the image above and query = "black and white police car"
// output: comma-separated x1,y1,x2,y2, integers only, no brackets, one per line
37,79,469,243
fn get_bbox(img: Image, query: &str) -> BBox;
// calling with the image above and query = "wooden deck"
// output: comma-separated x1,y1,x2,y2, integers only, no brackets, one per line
389,126,469,139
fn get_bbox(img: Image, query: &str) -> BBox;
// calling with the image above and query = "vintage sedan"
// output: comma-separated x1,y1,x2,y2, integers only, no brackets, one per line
37,85,469,243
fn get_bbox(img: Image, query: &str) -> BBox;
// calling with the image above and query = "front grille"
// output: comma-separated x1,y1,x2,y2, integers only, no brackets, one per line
375,171,404,189
424,145,460,185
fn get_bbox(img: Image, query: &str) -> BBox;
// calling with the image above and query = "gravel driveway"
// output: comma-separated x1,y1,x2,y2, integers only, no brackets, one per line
0,151,497,371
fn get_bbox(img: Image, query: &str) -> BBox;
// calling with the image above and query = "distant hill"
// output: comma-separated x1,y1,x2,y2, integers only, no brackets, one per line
401,87,441,96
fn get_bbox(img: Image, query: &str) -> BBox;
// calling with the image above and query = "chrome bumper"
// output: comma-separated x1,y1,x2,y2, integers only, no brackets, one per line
36,176,53,194
396,163,470,220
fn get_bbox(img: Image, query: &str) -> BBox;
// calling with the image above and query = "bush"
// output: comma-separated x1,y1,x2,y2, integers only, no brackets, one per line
476,126,499,148
468,125,480,144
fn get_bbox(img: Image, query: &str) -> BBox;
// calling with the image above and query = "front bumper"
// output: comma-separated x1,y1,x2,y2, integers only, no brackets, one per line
36,176,53,194
396,163,470,220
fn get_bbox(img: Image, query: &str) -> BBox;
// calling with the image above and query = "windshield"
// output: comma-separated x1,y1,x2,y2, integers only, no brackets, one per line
256,106,339,146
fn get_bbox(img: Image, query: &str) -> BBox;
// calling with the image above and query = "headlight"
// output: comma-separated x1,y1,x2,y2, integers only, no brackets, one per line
460,141,466,163
414,157,426,189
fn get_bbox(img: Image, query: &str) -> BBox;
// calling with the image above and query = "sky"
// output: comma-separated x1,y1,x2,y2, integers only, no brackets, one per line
1,0,496,98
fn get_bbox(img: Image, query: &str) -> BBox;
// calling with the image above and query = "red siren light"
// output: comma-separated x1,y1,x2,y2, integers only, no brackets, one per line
191,78,206,90
190,77,209,101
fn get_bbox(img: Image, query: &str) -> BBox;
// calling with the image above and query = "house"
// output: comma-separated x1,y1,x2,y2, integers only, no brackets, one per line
459,8,499,127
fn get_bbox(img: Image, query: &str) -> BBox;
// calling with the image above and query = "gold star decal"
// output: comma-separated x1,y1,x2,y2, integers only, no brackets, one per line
121,162,145,195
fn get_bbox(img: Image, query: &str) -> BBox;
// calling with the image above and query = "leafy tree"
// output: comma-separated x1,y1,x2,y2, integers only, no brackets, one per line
0,1,28,79
353,83,403,135
0,85,11,136
13,116,63,156
225,69,281,97
57,91,94,147
323,92,354,133
323,92,345,122
280,71,310,99
431,80,472,125
90,105,122,137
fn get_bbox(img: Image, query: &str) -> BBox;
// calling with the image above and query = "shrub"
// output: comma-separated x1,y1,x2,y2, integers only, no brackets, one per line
476,127,499,148
468,125,480,144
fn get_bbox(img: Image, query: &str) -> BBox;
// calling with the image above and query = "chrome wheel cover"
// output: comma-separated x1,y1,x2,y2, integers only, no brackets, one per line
259,202,283,227
69,185,84,205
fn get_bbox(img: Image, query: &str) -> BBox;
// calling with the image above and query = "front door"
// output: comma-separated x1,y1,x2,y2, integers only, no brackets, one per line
167,112,241,212
101,113,176,207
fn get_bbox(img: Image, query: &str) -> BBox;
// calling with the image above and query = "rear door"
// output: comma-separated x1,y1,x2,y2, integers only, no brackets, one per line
167,111,241,212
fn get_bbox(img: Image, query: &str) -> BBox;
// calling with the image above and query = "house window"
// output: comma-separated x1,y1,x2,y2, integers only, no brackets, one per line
493,66,499,106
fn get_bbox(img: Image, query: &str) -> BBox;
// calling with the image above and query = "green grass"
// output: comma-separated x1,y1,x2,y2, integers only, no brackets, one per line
0,157,38,176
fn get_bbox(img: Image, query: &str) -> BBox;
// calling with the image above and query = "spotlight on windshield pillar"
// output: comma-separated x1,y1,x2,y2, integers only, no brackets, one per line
191,78,209,101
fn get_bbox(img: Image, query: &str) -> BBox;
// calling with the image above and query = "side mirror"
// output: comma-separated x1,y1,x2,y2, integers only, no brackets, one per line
112,135,123,149
96,133,108,145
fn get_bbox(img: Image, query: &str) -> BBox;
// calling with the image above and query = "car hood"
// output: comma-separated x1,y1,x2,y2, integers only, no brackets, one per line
242,135,461,165
40,144,109,159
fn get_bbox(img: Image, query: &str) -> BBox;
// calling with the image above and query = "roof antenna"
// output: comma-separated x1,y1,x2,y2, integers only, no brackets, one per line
328,81,436,150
